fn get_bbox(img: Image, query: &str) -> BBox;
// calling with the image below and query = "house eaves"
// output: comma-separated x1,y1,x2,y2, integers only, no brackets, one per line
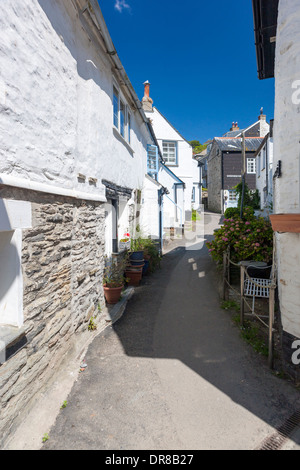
160,163,185,187
253,133,270,157
252,0,279,80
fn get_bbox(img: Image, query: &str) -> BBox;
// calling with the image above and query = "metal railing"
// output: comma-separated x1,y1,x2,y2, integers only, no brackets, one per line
222,245,277,369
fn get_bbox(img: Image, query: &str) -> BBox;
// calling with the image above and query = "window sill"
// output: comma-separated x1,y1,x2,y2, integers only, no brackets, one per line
0,325,27,365
113,127,134,156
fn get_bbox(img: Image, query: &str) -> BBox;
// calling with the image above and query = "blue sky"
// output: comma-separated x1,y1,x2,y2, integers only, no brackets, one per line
98,0,275,144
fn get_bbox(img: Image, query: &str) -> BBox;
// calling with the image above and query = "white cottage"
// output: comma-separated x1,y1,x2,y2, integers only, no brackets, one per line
254,127,274,217
141,81,201,232
0,0,161,446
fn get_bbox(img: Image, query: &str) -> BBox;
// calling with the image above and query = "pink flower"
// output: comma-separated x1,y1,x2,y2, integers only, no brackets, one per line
230,227,235,231
245,221,250,225
255,243,260,247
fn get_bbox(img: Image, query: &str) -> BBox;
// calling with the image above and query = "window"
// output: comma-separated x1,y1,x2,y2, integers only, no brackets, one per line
257,153,261,177
113,87,119,129
127,112,131,144
228,190,237,201
162,141,177,165
192,187,196,203
262,147,266,170
247,158,256,174
120,100,125,138
113,84,131,144
147,144,159,178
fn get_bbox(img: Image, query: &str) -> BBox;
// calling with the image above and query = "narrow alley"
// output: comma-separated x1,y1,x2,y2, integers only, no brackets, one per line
37,213,300,451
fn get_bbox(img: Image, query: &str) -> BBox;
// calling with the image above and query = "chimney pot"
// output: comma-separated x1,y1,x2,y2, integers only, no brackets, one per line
142,80,153,112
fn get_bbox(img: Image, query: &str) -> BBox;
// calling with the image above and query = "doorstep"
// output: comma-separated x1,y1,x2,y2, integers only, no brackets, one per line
103,287,135,324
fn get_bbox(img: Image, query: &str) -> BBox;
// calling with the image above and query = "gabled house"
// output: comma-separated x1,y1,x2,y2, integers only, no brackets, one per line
0,0,162,446
252,0,300,382
207,116,269,214
141,82,201,231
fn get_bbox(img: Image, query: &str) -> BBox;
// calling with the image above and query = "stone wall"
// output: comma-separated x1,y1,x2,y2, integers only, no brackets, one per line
207,143,222,213
0,186,106,446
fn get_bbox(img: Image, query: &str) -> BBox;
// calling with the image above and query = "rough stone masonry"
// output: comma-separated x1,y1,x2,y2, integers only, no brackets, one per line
0,185,106,447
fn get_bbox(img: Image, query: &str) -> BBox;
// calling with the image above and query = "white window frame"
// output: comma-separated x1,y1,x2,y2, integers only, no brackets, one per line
247,158,256,174
228,190,237,202
162,141,177,165
113,82,131,145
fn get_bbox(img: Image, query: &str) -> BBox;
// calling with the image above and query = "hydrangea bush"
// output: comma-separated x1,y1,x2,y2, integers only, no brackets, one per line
206,207,273,264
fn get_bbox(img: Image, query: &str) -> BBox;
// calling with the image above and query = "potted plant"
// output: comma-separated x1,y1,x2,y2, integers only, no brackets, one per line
103,257,127,304
129,236,144,261
125,264,143,286
119,231,131,251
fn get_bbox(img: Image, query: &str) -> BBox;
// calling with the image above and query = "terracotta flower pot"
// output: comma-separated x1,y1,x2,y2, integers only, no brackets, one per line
125,268,142,286
269,213,300,233
103,284,123,304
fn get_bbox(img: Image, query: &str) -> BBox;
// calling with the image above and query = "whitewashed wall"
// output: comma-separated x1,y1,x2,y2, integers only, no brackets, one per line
256,138,273,216
0,0,149,202
145,108,199,215
274,0,300,338
139,176,161,239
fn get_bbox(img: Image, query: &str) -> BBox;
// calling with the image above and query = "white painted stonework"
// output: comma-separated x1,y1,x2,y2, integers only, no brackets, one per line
0,199,32,232
273,0,300,338
0,0,150,202
255,136,273,217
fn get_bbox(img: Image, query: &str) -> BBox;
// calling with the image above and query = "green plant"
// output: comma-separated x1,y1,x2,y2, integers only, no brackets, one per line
224,207,240,219
42,433,49,443
240,322,269,357
221,300,240,313
233,317,268,357
61,401,68,409
103,256,128,288
234,182,260,211
88,317,97,331
130,236,145,252
207,208,273,264
192,209,200,221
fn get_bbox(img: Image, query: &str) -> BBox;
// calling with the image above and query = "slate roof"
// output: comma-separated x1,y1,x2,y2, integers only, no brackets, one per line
214,137,264,152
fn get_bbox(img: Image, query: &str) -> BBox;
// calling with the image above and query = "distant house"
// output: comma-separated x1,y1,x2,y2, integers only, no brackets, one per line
141,81,201,231
207,116,269,213
194,144,211,209
254,123,274,217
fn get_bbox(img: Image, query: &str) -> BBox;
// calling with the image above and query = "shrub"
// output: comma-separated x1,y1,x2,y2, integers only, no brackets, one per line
207,211,273,264
224,207,240,219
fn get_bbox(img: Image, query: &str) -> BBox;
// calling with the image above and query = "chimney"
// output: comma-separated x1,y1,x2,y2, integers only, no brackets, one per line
258,107,266,121
142,80,153,112
230,122,239,131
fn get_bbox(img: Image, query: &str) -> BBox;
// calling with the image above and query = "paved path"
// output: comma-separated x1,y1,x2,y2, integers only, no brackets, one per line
43,212,300,450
